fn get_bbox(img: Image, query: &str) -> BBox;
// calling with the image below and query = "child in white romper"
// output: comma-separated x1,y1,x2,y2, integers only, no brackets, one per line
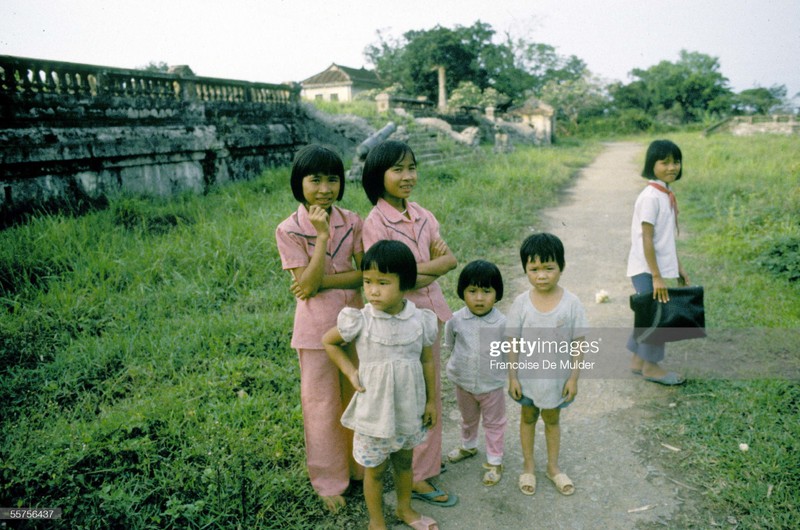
323,240,440,530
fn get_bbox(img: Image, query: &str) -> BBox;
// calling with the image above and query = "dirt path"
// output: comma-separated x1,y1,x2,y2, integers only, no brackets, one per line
389,142,693,528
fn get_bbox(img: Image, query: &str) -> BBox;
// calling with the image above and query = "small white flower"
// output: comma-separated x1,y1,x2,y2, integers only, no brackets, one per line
739,443,749,452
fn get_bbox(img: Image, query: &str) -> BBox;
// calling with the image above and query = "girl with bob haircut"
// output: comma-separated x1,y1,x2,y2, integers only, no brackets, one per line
445,260,508,487
275,144,364,513
323,240,440,530
360,239,418,290
642,139,683,181
626,139,690,386
361,140,459,508
290,144,346,202
456,259,504,301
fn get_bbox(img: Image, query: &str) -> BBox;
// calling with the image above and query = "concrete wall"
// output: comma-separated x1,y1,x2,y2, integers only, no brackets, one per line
0,55,314,224
704,115,800,137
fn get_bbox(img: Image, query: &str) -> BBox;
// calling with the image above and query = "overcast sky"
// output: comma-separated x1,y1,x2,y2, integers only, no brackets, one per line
2,0,798,100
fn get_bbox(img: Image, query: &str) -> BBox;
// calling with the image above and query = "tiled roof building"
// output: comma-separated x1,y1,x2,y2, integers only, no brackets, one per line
301,63,383,102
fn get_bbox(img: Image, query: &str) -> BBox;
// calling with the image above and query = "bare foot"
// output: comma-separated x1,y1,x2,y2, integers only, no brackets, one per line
320,494,345,514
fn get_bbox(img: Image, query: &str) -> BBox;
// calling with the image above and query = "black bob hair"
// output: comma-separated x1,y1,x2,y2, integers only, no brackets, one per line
361,240,417,291
290,144,345,203
519,232,565,272
457,260,504,301
362,140,417,205
642,139,683,181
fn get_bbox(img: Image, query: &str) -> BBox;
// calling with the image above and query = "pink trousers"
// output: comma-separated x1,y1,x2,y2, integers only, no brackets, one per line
454,385,507,465
413,325,443,483
297,348,363,496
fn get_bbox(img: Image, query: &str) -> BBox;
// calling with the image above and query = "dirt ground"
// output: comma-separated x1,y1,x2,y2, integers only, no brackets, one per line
384,142,697,529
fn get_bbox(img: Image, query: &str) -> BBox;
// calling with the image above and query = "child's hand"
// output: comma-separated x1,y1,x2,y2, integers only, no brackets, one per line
651,275,670,303
508,378,522,401
562,378,578,402
422,401,437,428
347,370,365,393
307,204,330,235
290,279,312,300
429,238,449,259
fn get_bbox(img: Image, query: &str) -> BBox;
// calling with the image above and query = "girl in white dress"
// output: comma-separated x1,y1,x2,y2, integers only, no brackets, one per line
323,240,440,530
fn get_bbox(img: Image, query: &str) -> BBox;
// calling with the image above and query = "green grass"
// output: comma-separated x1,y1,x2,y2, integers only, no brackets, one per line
3,132,797,528
0,141,599,529
636,132,800,529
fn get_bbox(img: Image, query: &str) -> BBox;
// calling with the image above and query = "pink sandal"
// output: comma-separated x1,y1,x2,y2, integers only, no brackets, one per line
406,514,438,530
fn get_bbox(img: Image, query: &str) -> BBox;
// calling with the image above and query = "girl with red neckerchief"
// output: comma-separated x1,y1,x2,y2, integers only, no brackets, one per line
626,139,690,386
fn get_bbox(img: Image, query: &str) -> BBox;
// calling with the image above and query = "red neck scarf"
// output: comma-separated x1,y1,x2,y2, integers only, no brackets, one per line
648,181,679,232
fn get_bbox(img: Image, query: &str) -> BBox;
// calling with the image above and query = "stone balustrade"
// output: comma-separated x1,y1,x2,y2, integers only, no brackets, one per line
704,114,800,137
0,55,312,225
1,54,299,127
1,54,297,102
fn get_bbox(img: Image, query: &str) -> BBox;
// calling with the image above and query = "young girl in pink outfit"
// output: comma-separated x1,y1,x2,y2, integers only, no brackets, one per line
275,144,364,513
361,140,458,507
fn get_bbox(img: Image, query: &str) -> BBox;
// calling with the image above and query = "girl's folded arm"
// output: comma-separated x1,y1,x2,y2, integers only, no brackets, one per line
319,252,364,290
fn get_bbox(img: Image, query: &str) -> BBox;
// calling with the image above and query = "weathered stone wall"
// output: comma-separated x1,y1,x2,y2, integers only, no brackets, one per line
704,115,800,137
0,55,332,224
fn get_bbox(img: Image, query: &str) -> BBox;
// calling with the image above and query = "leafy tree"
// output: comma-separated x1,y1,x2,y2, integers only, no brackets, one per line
364,21,589,105
612,50,733,123
447,81,483,109
139,61,169,73
365,22,495,102
540,74,610,135
500,38,587,96
734,85,788,114
447,82,506,110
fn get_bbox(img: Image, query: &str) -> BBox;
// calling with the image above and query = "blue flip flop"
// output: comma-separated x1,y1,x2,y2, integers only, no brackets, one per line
644,371,685,386
411,487,458,507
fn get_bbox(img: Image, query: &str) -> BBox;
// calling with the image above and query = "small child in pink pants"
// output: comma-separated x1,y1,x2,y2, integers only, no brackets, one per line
444,260,507,486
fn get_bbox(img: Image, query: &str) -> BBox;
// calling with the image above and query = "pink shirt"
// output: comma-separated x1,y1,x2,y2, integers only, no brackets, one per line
276,204,364,349
363,198,452,322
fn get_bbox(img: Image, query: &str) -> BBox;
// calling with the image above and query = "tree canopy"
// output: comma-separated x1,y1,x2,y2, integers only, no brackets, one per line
364,21,585,106
363,22,793,134
610,50,733,123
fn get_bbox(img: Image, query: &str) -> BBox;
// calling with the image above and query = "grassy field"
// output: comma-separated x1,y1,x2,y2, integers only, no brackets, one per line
1,132,797,529
637,132,800,529
0,140,600,529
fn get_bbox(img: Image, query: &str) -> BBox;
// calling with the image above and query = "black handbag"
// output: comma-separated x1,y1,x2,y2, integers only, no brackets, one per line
630,286,706,344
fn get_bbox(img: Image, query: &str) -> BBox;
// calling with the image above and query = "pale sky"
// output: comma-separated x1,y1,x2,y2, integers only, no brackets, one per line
2,0,798,100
